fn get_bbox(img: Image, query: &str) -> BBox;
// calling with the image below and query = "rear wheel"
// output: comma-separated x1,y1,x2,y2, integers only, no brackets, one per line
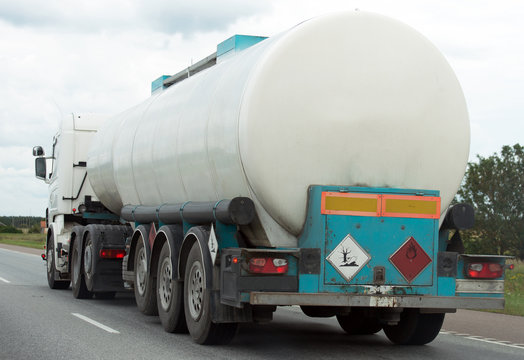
83,235,95,291
157,242,187,333
301,306,339,318
184,241,237,344
134,239,158,315
336,310,382,335
46,238,70,290
71,242,93,299
383,309,444,345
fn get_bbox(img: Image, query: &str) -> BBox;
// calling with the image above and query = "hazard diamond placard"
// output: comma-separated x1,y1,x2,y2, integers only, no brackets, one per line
326,233,370,282
389,236,432,283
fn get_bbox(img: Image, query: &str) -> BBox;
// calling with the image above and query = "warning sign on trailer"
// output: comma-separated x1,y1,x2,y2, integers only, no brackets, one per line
326,233,370,282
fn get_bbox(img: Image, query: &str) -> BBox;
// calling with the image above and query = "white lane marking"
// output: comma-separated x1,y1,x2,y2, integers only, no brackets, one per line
0,276,11,283
72,313,120,334
441,329,524,350
465,336,524,350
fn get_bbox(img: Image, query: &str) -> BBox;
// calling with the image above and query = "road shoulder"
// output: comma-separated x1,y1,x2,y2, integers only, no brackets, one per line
0,243,42,256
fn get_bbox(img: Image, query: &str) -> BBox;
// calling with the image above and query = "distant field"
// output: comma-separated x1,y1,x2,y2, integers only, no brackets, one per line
0,233,45,249
1,233,522,316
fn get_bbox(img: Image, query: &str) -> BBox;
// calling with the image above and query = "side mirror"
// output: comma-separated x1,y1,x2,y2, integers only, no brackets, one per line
35,157,47,180
33,146,44,156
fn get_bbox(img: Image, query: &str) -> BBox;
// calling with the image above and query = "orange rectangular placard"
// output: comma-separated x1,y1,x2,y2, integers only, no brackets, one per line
321,192,441,219
381,195,441,219
321,192,380,217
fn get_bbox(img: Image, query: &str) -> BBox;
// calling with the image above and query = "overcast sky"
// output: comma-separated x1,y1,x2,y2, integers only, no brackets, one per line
0,0,522,216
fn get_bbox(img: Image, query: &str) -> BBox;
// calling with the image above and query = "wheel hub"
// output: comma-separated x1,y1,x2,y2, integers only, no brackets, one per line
159,258,172,311
136,247,147,296
188,261,204,321
84,244,92,275
72,250,79,283
47,248,53,272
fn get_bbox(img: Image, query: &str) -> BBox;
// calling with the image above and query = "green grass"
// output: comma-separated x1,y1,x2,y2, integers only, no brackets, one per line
498,261,524,316
0,233,45,249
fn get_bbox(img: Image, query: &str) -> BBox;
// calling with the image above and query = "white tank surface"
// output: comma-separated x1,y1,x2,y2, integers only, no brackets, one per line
88,11,469,247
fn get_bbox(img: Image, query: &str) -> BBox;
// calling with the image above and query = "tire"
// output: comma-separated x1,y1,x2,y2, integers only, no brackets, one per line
184,241,237,345
336,310,382,335
157,242,188,333
301,306,339,318
383,309,444,345
71,241,93,299
95,292,116,300
46,237,70,290
83,235,95,291
134,239,158,315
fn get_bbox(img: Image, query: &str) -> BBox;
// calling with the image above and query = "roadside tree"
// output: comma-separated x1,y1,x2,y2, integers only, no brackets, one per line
457,144,523,259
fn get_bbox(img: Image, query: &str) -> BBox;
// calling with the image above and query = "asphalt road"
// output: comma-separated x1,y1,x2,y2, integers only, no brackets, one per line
1,245,523,360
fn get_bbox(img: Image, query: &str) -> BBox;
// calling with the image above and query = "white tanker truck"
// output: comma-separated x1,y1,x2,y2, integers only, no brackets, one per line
33,11,508,345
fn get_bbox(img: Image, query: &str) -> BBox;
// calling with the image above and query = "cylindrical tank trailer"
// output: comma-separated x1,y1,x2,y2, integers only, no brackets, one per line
87,11,469,247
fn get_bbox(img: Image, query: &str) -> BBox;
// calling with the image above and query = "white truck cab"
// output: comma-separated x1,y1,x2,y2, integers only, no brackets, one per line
33,113,108,288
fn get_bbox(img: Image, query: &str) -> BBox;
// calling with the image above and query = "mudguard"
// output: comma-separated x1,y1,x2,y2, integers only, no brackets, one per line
128,224,152,273
179,226,212,288
151,225,184,280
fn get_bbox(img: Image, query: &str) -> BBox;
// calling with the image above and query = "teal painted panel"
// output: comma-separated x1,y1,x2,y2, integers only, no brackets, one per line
299,274,319,293
299,185,440,295
217,35,267,58
324,215,435,286
151,75,170,94
438,277,456,296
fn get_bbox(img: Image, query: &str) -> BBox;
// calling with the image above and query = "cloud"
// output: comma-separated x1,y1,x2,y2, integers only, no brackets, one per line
138,0,270,35
0,0,271,36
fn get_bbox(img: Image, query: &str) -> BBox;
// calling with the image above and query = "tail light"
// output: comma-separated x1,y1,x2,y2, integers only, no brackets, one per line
99,249,126,259
466,262,503,279
248,257,288,274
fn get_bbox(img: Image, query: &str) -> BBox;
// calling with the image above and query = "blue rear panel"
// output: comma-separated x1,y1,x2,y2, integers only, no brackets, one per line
299,186,440,296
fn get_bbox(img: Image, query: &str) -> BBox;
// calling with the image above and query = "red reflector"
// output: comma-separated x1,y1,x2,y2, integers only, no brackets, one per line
99,249,126,259
467,262,503,279
248,257,288,274
41,254,46,261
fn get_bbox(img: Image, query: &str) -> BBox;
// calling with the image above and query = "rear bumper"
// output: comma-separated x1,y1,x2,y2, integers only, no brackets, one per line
249,292,504,310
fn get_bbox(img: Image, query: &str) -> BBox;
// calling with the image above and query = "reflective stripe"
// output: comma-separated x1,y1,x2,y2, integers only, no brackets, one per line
321,192,380,216
382,195,440,219
321,192,440,219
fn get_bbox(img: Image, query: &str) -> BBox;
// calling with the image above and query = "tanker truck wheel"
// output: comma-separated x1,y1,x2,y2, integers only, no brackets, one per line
71,241,93,299
157,241,187,333
46,237,70,290
383,309,444,345
134,239,158,315
83,235,95,291
336,309,382,335
184,241,238,344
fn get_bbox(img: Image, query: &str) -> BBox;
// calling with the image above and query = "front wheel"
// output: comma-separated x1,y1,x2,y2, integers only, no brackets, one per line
134,239,157,315
157,241,187,333
184,241,237,344
46,237,70,290
383,309,444,345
